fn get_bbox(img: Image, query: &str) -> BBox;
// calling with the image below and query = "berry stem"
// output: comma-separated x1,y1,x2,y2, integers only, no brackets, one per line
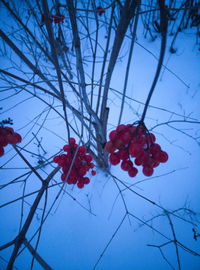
140,0,168,123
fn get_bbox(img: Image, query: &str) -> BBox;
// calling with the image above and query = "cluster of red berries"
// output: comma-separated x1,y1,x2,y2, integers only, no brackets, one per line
96,6,105,16
105,123,168,177
51,13,65,24
53,138,96,188
41,13,65,25
0,126,22,157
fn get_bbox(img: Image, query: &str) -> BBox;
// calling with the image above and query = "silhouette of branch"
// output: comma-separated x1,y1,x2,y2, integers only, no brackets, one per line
140,0,168,122
6,167,59,270
24,238,53,270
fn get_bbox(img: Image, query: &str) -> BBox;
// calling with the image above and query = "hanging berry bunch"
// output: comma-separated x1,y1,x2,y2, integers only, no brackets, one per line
52,13,65,24
96,6,105,16
41,13,65,26
0,126,22,157
53,138,96,189
105,123,168,177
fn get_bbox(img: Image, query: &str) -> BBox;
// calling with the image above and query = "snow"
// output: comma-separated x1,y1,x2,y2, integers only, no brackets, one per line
0,1,200,269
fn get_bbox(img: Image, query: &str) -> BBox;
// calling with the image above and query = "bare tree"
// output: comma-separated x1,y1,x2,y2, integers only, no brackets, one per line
0,0,200,269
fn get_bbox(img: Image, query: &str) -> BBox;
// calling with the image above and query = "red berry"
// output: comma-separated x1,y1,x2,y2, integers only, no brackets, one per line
53,156,60,163
113,139,124,149
129,143,143,157
0,146,4,157
13,133,22,143
105,141,115,153
149,133,156,143
121,160,133,171
150,143,161,154
129,125,137,134
79,168,86,176
75,159,81,167
83,177,90,184
78,154,85,160
121,161,128,171
52,13,65,23
152,151,161,161
0,127,8,136
0,136,8,147
152,161,160,168
70,169,78,178
89,163,95,169
65,155,72,164
138,127,146,136
67,176,75,184
4,127,14,133
128,167,138,177
71,177,78,184
63,144,71,152
109,153,120,165
78,146,87,154
109,130,117,141
77,182,84,189
91,170,96,176
62,165,69,173
134,157,143,166
158,151,168,163
69,137,76,145
118,149,129,160
136,135,146,146
85,155,92,163
141,154,150,167
121,132,131,144
85,165,90,171
143,167,154,177
116,124,126,132
6,132,22,144
96,6,105,16
6,134,17,144
57,157,66,167
61,173,67,182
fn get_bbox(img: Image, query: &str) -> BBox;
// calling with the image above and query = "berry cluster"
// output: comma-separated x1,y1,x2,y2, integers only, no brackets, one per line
52,13,65,24
0,126,22,157
53,138,96,189
41,13,65,25
105,123,168,177
96,6,105,16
